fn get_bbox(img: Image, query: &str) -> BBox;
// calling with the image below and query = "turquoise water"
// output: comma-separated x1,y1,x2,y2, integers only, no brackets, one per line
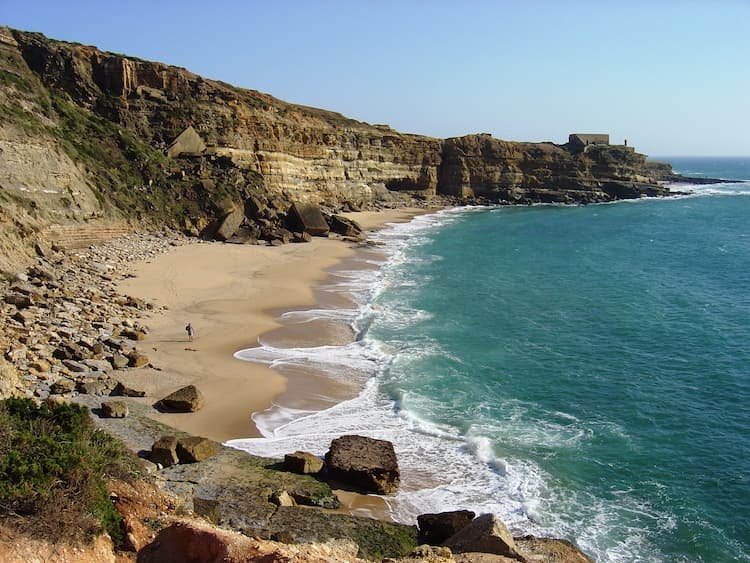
232,158,750,562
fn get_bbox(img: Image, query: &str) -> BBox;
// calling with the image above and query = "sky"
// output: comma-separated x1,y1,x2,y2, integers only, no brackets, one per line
2,0,748,156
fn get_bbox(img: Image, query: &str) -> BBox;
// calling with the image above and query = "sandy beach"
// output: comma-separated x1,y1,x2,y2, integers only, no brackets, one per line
116,209,426,444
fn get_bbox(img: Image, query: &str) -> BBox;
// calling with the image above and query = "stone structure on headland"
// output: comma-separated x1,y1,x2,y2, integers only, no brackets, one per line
567,133,610,151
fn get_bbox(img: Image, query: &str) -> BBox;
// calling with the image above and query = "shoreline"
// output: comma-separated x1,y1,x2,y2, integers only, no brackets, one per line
116,208,431,445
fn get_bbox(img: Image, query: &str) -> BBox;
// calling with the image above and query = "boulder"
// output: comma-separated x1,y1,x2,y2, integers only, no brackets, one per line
29,264,57,282
78,380,109,395
287,202,330,236
283,451,324,475
418,509,476,545
443,513,523,561
4,292,33,308
30,359,50,373
176,436,218,463
127,351,149,368
158,385,204,412
243,195,266,219
101,400,128,418
293,231,313,243
62,359,89,372
112,381,146,397
269,490,297,507
49,377,76,394
515,536,594,563
151,435,179,467
324,434,400,494
121,328,147,341
166,126,206,158
329,215,363,238
214,209,244,241
110,353,130,369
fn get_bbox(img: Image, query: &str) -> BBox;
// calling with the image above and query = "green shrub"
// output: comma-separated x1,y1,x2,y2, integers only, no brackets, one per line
0,398,140,544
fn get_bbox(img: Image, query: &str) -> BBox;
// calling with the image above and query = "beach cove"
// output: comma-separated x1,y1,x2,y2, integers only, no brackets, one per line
116,209,424,444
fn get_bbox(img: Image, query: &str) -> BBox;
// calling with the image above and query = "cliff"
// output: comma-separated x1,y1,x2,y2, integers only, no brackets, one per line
0,27,673,272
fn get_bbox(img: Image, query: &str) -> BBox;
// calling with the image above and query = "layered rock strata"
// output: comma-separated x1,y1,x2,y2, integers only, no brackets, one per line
0,26,681,276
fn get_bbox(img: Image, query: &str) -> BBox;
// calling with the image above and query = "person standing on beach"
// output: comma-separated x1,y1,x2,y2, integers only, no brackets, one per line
185,323,194,341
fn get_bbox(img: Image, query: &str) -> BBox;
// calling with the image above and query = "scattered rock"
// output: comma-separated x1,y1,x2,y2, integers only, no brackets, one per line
34,241,54,258
112,380,146,397
4,292,33,308
151,435,179,467
82,358,113,372
121,328,147,341
514,536,594,562
110,353,130,369
214,209,245,241
325,434,400,494
49,377,76,395
78,380,109,395
418,509,476,545
176,436,218,463
293,231,313,243
127,351,149,368
29,359,50,372
287,202,330,236
270,490,297,507
328,215,363,238
101,400,128,418
158,385,204,412
283,450,324,475
443,513,524,561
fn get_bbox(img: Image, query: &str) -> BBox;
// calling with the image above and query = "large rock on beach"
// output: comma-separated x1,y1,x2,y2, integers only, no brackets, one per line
176,436,218,463
283,451,324,475
158,385,204,412
418,509,476,545
101,400,128,418
151,435,179,467
112,380,146,397
443,513,523,560
328,215,363,238
324,434,400,494
214,209,244,241
287,202,330,236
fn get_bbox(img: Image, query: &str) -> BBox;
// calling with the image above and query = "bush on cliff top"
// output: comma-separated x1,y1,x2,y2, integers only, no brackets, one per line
0,398,141,544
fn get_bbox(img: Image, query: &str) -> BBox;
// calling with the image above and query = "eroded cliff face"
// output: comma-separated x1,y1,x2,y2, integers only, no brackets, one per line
0,27,672,271
439,134,668,203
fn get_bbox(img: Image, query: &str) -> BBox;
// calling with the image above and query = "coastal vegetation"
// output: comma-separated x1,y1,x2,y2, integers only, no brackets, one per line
0,397,140,544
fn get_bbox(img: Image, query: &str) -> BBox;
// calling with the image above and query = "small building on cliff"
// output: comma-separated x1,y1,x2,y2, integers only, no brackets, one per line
568,133,610,152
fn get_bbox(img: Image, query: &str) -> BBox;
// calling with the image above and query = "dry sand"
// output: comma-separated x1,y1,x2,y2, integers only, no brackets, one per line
117,208,426,444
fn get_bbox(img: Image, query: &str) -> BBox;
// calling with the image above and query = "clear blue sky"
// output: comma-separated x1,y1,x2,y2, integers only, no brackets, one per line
2,0,748,156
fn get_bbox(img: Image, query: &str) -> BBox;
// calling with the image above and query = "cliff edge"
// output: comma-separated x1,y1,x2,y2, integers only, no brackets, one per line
0,27,674,272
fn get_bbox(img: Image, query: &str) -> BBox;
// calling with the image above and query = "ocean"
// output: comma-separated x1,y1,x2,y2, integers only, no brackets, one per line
229,157,750,562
